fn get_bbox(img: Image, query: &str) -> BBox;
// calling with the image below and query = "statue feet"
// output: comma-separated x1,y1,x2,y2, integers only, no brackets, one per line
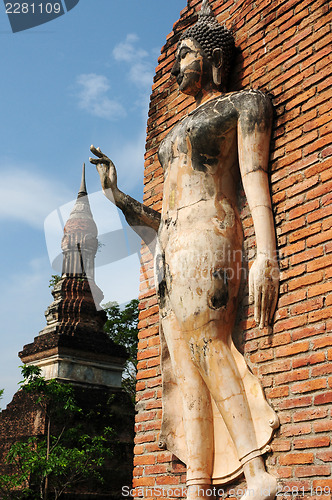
242,458,277,500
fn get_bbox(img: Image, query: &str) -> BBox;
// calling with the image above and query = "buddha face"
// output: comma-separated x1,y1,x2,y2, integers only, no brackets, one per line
171,38,214,96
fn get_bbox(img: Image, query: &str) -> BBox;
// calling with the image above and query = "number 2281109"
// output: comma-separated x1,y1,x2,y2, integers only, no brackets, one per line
6,3,62,14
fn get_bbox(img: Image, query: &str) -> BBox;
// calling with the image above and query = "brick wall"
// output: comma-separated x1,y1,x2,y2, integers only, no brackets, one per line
134,0,332,497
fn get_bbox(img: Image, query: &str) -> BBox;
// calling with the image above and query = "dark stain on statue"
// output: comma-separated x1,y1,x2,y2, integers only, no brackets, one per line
156,253,168,309
209,268,229,309
203,338,212,356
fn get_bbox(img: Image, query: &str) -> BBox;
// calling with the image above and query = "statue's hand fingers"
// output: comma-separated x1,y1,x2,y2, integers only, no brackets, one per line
269,286,278,324
260,286,268,329
254,284,262,325
89,157,100,165
90,145,104,158
261,285,275,328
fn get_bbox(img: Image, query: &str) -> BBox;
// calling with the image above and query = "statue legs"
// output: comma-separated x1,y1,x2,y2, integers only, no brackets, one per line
162,312,277,499
162,313,214,486
158,230,277,498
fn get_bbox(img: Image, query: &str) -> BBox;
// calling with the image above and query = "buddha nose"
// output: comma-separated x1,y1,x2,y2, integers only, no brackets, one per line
171,60,180,77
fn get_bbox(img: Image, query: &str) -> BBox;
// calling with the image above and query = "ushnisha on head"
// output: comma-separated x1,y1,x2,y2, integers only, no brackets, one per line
172,0,235,94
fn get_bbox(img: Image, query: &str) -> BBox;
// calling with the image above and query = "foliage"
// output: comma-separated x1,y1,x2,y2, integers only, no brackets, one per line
20,365,80,415
103,299,139,401
0,388,3,411
0,366,113,500
48,274,61,288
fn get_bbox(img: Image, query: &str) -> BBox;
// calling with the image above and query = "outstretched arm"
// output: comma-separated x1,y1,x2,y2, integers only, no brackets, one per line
89,145,161,245
237,94,279,328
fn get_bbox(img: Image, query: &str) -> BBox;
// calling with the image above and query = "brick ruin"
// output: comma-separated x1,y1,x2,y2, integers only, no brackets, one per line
0,167,134,499
134,0,331,497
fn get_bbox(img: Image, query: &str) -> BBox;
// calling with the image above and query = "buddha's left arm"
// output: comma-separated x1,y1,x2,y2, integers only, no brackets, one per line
237,93,279,329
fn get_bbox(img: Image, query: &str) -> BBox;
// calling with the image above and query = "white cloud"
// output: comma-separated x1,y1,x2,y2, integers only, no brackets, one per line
0,167,72,229
112,34,154,89
113,33,148,63
76,73,126,120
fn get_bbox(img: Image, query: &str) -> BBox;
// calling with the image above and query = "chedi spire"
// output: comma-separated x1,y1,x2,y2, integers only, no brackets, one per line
61,163,97,280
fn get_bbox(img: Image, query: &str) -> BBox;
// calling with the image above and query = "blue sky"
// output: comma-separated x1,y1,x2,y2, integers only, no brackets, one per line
0,0,185,407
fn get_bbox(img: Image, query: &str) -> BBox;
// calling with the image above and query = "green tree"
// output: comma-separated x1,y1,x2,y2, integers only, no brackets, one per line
103,299,139,401
0,366,113,500
0,388,3,410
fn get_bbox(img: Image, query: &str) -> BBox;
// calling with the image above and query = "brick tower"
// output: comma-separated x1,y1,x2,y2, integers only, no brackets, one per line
0,166,134,498
20,164,128,386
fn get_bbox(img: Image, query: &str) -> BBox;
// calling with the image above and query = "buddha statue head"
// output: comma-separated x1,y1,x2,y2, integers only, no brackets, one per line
172,0,235,94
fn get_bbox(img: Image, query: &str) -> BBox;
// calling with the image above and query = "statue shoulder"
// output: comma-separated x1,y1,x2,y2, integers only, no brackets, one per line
227,90,273,132
229,89,273,119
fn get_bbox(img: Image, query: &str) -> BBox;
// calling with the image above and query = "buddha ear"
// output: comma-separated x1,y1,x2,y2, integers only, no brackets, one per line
212,47,223,68
212,48,223,86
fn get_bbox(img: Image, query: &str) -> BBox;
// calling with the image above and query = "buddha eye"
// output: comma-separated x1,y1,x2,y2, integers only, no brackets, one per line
179,48,190,60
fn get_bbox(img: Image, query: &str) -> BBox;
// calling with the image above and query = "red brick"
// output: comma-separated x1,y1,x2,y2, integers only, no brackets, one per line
307,254,332,273
294,465,331,477
281,423,312,437
136,0,332,490
308,307,332,323
292,378,327,394
307,205,332,224
275,341,309,358
145,464,169,475
290,246,324,266
260,359,292,375
134,455,156,466
277,395,312,411
265,386,289,399
314,392,332,405
271,440,291,452
312,363,332,377
134,432,157,445
289,199,320,220
290,297,324,315
137,347,160,361
317,451,332,462
314,420,332,433
275,368,309,386
289,221,321,244
135,410,158,423
313,479,332,490
279,453,314,465
292,352,326,368
293,407,328,422
132,476,155,487
279,240,305,258
156,476,180,486
294,436,330,449
250,350,274,363
308,282,332,298
136,381,146,392
292,323,326,341
288,270,324,291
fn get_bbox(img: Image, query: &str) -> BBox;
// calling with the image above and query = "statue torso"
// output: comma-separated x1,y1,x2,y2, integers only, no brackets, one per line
158,90,264,247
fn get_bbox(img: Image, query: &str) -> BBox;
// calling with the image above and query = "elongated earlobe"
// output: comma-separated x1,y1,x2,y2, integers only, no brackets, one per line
212,66,222,85
212,47,223,86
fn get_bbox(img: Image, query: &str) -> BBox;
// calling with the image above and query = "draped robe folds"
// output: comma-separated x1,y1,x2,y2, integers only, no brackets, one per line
159,327,279,484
